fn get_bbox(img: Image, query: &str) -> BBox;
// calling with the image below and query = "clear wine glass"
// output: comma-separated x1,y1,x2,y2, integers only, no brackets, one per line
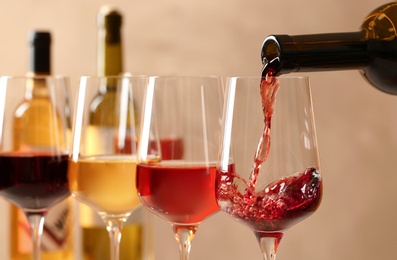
0,76,72,260
136,76,224,260
216,76,322,260
68,75,148,260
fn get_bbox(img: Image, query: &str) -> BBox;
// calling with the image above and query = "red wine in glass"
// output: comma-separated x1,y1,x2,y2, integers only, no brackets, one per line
217,74,322,231
0,152,69,210
136,162,219,224
137,75,225,260
216,73,322,259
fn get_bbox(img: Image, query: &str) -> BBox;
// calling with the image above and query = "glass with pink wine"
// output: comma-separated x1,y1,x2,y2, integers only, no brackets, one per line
0,76,72,260
216,76,322,260
136,76,224,260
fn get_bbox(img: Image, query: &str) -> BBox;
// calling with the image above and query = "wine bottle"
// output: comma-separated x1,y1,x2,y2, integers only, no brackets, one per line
10,31,74,260
78,5,152,260
261,2,397,95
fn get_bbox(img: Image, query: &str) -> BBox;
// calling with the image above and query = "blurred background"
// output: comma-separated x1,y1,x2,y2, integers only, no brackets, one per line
1,0,397,259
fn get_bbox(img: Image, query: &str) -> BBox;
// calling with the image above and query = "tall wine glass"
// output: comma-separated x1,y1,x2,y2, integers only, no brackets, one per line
216,76,322,260
0,76,71,260
68,75,147,260
136,76,224,260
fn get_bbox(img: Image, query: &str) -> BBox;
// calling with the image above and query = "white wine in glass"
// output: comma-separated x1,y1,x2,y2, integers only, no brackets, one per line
68,75,148,260
78,7,151,259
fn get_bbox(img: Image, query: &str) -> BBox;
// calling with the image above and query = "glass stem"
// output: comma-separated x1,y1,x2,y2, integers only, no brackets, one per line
255,232,283,260
105,218,126,260
26,213,46,260
172,224,198,260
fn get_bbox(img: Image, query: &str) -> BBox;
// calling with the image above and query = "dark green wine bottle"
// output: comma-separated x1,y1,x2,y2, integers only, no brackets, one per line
261,2,397,95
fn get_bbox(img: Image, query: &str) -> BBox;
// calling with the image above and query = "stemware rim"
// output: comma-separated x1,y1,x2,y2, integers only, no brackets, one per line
0,75,69,80
80,74,149,80
225,75,309,80
148,75,222,79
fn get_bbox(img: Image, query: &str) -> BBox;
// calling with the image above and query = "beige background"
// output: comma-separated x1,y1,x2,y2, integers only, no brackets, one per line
1,0,397,259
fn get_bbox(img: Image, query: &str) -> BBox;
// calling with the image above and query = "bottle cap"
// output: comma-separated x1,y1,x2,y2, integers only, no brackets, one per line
29,31,51,47
98,5,122,29
28,30,51,74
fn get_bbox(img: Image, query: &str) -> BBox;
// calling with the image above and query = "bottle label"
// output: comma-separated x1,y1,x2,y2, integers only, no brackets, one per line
41,200,72,250
17,199,72,253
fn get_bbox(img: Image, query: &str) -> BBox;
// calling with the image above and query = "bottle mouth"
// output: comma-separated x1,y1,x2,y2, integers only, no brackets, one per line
261,36,280,65
29,31,51,47
261,35,299,75
98,5,122,29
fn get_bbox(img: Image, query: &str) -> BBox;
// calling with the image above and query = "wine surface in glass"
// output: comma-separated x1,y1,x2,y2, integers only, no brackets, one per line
0,152,69,210
136,161,220,224
216,166,322,232
68,154,140,214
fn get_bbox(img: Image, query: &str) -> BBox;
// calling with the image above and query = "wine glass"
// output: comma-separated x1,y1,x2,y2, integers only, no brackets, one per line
216,76,322,260
68,75,148,260
0,75,71,260
136,76,224,260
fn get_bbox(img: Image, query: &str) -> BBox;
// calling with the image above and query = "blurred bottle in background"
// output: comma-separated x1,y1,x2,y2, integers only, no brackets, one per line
9,31,74,260
75,5,153,260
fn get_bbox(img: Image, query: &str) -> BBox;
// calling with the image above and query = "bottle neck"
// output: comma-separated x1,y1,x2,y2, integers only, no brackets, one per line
261,31,370,75
97,8,123,78
29,31,51,75
97,8,123,94
97,28,123,77
27,31,52,99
